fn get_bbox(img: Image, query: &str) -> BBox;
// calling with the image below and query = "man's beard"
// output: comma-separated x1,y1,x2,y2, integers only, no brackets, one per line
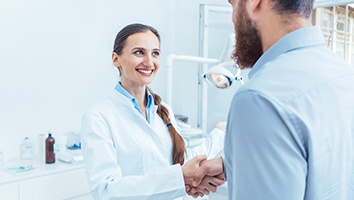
232,3,263,69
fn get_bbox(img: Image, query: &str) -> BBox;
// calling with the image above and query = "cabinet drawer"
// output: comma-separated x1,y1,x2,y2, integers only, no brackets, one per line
0,182,19,200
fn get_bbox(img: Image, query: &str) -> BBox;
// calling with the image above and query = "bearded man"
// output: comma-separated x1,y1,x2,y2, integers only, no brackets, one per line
190,0,354,199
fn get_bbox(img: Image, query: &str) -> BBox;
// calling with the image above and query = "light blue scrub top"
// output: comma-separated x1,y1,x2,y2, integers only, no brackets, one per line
115,82,153,123
224,26,354,200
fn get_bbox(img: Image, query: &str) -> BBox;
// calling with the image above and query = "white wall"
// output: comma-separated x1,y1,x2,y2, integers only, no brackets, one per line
0,0,230,160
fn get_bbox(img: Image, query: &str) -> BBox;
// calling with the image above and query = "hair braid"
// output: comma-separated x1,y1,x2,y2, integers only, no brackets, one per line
148,88,186,165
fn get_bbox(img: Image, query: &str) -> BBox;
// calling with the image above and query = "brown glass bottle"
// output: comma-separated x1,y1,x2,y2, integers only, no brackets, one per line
45,133,55,164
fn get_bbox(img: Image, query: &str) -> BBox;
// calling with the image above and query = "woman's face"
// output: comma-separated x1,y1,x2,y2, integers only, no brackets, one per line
113,31,160,88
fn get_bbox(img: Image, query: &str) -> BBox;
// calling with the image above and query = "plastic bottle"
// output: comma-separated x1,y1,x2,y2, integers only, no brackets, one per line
45,133,55,164
20,137,33,161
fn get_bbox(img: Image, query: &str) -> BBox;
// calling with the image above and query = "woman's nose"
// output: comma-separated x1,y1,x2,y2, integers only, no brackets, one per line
142,55,154,67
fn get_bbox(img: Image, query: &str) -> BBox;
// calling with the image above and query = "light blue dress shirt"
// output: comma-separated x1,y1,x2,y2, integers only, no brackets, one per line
115,82,153,123
224,26,354,200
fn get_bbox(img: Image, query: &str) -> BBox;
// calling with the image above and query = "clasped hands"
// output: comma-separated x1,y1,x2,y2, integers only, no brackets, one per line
182,155,224,198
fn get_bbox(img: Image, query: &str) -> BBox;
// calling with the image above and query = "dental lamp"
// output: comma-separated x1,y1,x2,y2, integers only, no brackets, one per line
202,33,244,89
166,33,241,133
202,60,244,89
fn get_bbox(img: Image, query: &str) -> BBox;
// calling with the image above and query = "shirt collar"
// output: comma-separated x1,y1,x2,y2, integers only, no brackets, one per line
249,26,326,79
114,82,154,110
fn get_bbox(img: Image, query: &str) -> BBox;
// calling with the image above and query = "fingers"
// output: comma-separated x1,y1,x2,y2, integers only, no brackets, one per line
205,176,225,189
192,192,204,198
186,187,197,196
215,172,225,181
190,154,207,163
185,156,225,198
187,176,224,198
182,154,207,187
186,187,205,198
197,175,224,193
192,157,224,187
192,162,211,187
185,184,191,192
183,154,207,170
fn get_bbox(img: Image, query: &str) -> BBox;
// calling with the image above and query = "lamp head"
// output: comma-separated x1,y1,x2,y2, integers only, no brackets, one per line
202,61,243,89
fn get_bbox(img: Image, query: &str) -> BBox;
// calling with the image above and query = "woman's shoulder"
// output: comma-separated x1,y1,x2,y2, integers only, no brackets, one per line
86,89,129,112
84,97,116,118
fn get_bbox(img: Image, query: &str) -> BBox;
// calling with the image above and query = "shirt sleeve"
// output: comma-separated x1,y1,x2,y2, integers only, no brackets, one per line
81,108,186,200
224,90,307,200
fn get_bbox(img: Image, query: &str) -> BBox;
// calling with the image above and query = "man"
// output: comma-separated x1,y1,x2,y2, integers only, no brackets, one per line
191,0,354,199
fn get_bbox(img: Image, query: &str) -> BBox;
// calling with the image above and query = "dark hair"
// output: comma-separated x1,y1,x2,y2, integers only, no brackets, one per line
113,23,160,55
113,23,186,165
148,88,186,165
270,0,314,18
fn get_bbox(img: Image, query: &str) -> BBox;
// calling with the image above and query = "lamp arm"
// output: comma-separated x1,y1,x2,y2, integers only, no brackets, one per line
166,54,219,106
167,54,218,66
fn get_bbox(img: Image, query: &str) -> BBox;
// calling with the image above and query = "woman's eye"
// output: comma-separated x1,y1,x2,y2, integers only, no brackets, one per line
134,50,144,55
152,51,160,56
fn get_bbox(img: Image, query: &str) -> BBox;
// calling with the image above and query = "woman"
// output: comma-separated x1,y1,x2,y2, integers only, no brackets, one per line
81,23,225,200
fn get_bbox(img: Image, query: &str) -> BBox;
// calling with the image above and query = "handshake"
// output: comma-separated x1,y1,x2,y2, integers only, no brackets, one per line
182,155,225,198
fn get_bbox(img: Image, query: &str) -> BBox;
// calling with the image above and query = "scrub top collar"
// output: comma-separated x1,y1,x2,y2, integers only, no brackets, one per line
115,82,153,123
248,26,326,79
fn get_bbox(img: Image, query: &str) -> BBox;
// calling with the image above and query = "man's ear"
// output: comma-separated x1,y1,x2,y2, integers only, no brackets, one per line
249,0,261,12
112,52,120,68
247,0,263,21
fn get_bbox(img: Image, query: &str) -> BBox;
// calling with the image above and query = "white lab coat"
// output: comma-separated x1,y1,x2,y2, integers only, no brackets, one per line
81,89,224,200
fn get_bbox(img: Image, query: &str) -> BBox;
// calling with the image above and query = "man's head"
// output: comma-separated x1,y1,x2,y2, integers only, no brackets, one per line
270,0,314,18
229,0,315,69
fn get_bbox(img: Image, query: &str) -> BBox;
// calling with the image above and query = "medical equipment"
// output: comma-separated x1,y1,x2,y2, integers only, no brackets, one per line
167,35,240,132
202,61,244,89
202,33,244,89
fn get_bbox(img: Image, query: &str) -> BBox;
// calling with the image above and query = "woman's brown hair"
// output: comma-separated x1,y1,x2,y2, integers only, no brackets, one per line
148,88,186,165
113,23,186,165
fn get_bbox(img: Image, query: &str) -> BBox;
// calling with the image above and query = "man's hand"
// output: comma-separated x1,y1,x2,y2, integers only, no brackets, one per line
192,157,224,187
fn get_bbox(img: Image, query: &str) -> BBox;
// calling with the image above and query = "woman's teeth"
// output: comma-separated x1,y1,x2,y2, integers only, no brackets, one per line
137,69,152,74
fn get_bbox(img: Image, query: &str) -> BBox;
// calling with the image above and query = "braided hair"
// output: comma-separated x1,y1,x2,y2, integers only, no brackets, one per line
148,88,186,165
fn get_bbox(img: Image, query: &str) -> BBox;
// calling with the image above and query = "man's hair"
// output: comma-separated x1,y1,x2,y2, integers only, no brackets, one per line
271,0,315,18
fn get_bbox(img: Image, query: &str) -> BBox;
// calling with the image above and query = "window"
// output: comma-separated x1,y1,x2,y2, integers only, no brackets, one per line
313,4,354,67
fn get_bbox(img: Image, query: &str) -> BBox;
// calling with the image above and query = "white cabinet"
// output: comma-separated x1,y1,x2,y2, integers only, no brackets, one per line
0,161,92,200
0,182,18,199
19,168,91,200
